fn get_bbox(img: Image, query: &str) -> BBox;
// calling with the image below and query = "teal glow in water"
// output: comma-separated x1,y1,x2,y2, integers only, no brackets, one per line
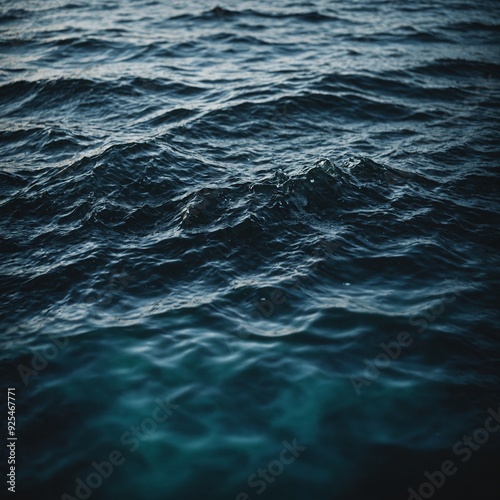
1,0,500,499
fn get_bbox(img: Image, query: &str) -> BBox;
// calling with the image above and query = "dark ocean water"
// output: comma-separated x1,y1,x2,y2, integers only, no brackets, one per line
1,1,500,499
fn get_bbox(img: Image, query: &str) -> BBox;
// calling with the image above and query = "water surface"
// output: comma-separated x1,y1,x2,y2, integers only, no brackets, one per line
1,0,500,499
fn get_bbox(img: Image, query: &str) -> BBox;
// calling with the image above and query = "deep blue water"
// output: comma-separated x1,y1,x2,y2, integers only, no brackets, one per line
1,1,500,499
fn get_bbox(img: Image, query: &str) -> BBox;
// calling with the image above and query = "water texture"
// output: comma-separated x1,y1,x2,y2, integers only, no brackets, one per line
1,0,500,499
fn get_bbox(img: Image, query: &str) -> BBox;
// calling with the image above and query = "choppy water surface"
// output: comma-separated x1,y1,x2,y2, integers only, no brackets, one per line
1,0,500,499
